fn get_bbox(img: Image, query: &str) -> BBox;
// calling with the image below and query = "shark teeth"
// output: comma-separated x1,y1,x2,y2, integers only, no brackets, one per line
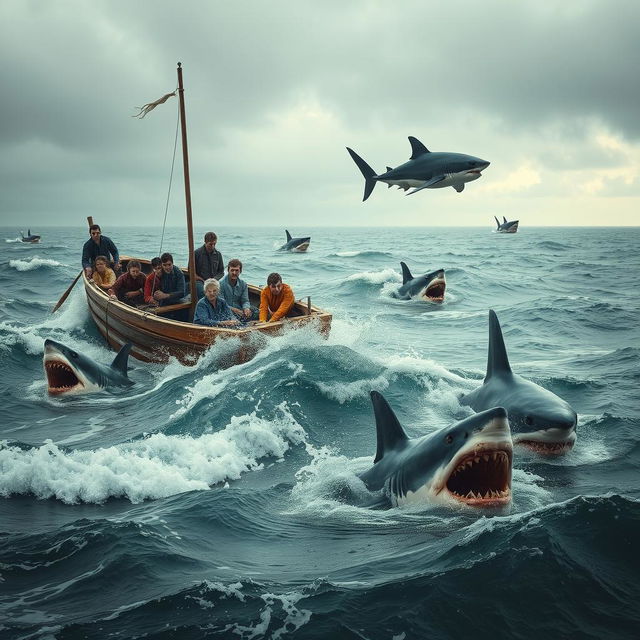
44,360,83,393
446,448,512,505
518,440,574,456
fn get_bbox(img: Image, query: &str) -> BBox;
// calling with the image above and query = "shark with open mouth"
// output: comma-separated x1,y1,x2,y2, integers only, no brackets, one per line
359,391,512,508
43,339,134,395
392,262,446,303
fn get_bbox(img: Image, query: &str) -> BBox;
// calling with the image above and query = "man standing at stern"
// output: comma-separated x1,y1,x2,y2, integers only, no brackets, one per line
191,232,224,299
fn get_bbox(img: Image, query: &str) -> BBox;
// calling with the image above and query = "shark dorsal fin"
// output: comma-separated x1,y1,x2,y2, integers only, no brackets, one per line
371,391,409,463
285,230,292,242
486,310,511,380
111,343,132,376
386,166,393,172
503,216,508,224
408,136,430,160
400,261,413,285
494,216,501,228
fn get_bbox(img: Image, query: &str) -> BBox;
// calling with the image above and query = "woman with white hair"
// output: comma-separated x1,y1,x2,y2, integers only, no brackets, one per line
193,278,240,327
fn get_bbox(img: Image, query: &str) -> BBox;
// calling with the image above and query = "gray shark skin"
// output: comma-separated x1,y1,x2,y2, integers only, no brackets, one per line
392,262,446,303
346,136,490,201
359,391,512,508
460,310,577,455
20,229,41,243
43,339,134,395
279,229,311,252
494,216,519,233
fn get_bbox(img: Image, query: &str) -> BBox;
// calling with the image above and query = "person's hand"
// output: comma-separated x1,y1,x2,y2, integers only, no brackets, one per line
85,267,93,277
153,290,167,300
125,291,137,299
243,308,251,319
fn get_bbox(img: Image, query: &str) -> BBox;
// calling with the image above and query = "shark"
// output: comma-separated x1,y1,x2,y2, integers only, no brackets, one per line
494,216,519,233
279,230,311,252
20,229,41,243
359,391,513,508
460,310,577,455
43,339,134,395
391,262,446,303
346,136,490,201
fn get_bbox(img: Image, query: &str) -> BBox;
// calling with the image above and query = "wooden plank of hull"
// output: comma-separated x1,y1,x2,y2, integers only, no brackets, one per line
83,268,331,365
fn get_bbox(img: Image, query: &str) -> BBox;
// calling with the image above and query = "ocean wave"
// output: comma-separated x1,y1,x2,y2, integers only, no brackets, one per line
344,268,400,286
7,257,63,271
0,403,306,504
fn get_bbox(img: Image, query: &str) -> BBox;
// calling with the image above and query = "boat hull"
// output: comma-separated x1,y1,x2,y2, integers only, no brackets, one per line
82,261,331,365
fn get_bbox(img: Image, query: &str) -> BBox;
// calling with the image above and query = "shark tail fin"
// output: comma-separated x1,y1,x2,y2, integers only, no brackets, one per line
346,147,377,201
285,230,292,242
400,261,413,285
486,310,511,380
408,136,430,159
494,216,501,229
371,391,409,463
111,343,133,376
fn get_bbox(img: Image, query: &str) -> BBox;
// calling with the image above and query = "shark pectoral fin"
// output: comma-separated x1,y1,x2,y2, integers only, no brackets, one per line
400,261,413,285
371,391,409,463
408,136,430,160
494,216,501,228
453,183,465,193
111,343,133,376
406,175,446,195
285,230,292,242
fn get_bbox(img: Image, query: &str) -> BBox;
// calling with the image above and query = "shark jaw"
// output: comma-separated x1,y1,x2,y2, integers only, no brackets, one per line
513,429,577,456
43,351,99,395
420,274,446,303
397,416,513,508
291,242,310,253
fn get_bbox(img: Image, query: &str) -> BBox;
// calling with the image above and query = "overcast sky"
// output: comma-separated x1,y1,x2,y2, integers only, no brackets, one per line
1,0,639,228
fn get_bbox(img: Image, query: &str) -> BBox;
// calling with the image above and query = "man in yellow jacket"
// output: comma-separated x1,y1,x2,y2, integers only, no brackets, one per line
259,272,295,323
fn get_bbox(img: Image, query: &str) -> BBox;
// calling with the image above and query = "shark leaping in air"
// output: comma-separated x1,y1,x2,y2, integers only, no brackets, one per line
346,136,490,201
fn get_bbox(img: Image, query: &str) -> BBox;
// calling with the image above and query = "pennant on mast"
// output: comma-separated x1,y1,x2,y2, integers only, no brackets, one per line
132,91,176,118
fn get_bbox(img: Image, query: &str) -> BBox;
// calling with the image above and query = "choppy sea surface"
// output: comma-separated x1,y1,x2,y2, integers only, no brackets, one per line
1,225,639,640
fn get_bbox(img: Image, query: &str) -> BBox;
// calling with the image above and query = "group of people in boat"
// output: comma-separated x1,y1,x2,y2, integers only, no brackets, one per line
81,224,296,327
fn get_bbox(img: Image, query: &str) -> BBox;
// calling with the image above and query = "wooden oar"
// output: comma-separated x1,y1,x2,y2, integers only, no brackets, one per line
52,270,83,313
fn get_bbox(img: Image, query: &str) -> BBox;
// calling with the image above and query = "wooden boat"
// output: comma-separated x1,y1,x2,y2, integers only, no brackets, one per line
82,64,331,365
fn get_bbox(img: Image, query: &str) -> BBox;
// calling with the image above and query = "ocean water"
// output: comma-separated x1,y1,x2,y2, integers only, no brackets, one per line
1,225,639,640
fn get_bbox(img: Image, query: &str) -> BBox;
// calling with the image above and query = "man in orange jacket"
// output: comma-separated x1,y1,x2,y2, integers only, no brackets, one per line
259,272,295,323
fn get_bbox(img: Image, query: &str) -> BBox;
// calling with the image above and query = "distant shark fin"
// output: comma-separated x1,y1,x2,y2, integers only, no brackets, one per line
494,216,501,229
408,136,430,160
347,147,377,202
285,230,292,242
370,391,409,463
486,310,511,380
453,183,465,193
111,343,132,376
406,175,445,195
400,261,413,285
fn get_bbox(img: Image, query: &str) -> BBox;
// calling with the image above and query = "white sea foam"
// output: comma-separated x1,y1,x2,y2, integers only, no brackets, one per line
313,374,390,404
8,257,62,271
345,267,400,285
0,403,306,504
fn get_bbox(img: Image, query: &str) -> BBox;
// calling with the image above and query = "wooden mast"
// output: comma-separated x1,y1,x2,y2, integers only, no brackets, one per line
177,62,198,318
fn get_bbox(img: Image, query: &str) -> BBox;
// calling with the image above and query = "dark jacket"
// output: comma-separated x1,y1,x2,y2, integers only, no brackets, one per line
193,245,224,281
82,235,119,269
159,265,186,305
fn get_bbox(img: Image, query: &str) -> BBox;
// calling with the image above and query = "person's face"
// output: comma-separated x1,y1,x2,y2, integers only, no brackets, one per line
95,261,106,273
205,239,216,251
204,287,218,303
269,281,283,295
152,264,162,276
90,229,101,243
129,266,141,278
162,261,173,274
228,265,241,280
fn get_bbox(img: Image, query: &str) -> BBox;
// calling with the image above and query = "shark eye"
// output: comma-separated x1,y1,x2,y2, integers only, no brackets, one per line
525,416,534,426
445,434,454,444
70,351,79,359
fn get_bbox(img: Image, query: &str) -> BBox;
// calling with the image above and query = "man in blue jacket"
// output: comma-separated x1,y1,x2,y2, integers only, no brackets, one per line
153,253,186,306
82,224,120,277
